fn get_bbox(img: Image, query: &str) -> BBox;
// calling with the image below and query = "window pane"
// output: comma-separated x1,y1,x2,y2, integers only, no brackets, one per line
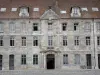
0,55,2,70
33,55,38,65
0,36,3,46
63,54,68,65
22,37,26,46
21,55,26,65
10,37,14,46
63,36,67,46
74,54,80,64
62,23,67,31
33,23,38,31
33,36,38,46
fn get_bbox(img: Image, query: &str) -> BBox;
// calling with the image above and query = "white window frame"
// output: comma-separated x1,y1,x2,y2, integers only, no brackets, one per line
33,54,38,65
0,36,3,46
71,7,81,17
74,54,80,64
0,22,4,33
22,37,26,46
63,54,68,65
84,22,91,32
33,36,38,46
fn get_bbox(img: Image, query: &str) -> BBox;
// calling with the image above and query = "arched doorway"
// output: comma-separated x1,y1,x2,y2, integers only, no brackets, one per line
46,54,55,69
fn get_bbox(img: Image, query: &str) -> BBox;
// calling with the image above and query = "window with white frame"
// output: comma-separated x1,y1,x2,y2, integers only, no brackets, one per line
11,8,17,12
0,55,2,70
71,7,81,17
74,36,79,46
97,36,100,46
62,23,67,31
9,22,15,32
33,23,38,31
21,22,26,32
10,36,14,46
96,22,100,31
74,23,79,31
74,54,80,64
0,22,4,33
63,36,67,46
0,8,6,12
48,36,53,46
33,36,38,46
86,36,91,46
33,8,39,12
19,7,29,17
0,36,3,46
84,22,91,32
21,54,26,65
92,7,99,11
48,22,52,30
81,7,88,11
63,54,68,65
22,37,26,46
33,54,38,65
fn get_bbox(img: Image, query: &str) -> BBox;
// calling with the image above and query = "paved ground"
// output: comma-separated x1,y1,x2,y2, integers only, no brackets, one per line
0,69,100,75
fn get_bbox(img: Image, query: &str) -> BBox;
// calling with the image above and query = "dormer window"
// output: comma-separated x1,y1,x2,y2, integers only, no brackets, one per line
19,7,29,17
71,7,81,17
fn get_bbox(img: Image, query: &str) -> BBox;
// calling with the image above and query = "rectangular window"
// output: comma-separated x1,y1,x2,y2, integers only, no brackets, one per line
74,36,79,46
10,37,14,46
96,22,100,31
48,23,52,30
22,37,26,46
62,23,67,31
74,23,78,31
63,54,68,65
33,23,38,31
74,54,80,64
86,54,92,69
0,36,3,46
48,36,53,46
84,22,91,32
71,7,81,17
97,36,100,45
0,23,4,33
9,55,14,70
0,55,2,70
9,22,15,32
63,36,67,46
33,36,38,46
86,37,91,46
21,55,26,65
33,55,38,65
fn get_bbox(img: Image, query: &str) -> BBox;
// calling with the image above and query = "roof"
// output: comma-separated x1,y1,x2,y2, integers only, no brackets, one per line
0,0,100,19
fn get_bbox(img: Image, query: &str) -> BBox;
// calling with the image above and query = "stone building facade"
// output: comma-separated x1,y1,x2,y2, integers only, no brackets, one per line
0,0,100,70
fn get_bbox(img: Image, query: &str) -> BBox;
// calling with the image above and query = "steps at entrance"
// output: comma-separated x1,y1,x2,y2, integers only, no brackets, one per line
0,69,100,75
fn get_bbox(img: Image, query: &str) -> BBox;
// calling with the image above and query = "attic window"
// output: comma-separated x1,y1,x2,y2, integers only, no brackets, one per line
92,7,99,11
11,8,17,11
19,7,29,17
60,10,66,14
71,7,81,17
33,8,39,11
81,8,88,11
0,8,6,12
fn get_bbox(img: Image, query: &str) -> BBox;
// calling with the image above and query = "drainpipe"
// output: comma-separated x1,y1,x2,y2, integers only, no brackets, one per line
92,18,96,69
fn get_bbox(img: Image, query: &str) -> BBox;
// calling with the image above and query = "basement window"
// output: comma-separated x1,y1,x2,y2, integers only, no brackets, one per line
0,8,6,12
